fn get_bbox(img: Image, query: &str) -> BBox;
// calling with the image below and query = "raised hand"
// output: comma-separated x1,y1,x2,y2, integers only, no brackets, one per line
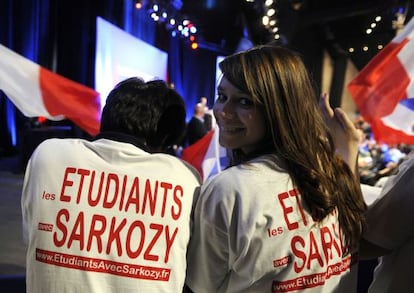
319,93,361,174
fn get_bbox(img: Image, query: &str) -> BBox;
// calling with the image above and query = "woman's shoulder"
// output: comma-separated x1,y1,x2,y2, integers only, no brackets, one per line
202,159,289,194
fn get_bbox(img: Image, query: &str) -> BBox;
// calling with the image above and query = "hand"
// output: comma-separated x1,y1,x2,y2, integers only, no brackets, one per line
319,93,361,173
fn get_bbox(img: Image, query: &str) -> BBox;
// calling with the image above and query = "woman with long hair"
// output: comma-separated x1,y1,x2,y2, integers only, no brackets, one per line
185,45,366,292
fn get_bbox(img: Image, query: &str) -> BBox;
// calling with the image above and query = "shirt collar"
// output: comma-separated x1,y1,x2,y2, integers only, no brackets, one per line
94,131,149,152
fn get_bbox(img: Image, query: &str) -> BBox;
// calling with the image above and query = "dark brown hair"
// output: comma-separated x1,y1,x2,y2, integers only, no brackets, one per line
219,45,366,254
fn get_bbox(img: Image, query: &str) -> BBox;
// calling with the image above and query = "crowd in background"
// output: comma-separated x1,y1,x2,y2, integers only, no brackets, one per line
182,104,414,190
355,115,414,187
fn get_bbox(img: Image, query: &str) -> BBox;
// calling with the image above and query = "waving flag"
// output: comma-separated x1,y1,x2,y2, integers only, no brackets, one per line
181,125,228,182
0,44,101,136
348,17,414,144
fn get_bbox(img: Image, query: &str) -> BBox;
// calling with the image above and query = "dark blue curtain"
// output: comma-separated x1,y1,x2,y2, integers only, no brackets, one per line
168,36,218,121
0,0,219,155
0,0,50,153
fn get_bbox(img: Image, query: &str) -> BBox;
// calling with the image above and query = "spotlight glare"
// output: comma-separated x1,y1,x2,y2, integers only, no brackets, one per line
267,9,276,17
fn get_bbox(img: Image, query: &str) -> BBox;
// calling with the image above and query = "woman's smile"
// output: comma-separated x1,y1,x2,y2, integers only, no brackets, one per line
214,77,266,154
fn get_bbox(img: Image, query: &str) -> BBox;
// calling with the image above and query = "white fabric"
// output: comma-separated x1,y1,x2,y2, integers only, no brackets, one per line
0,44,47,117
21,138,201,293
360,184,382,206
186,157,358,293
362,155,414,293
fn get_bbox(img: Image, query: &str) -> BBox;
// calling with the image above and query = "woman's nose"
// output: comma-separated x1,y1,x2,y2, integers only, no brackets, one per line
215,101,234,119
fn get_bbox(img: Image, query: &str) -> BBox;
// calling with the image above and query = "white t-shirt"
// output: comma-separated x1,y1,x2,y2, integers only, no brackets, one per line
22,137,201,293
362,155,414,293
186,158,358,293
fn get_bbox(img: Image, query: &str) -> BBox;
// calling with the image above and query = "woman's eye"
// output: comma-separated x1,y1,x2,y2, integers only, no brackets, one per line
239,97,254,106
216,93,226,102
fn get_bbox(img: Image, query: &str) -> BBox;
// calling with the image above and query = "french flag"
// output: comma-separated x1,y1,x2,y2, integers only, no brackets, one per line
0,44,101,136
181,125,228,182
348,17,414,144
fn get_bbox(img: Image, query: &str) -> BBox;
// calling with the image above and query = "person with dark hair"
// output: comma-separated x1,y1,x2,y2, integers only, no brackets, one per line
185,46,366,292
21,77,201,292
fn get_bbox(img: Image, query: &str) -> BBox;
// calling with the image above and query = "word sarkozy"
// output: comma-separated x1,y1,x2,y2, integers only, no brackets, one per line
43,167,188,263
277,189,345,273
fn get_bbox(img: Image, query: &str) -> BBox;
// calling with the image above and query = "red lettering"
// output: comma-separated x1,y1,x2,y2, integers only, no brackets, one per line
291,235,306,273
87,214,107,253
42,190,55,200
59,168,182,219
106,217,127,256
67,212,85,250
289,189,307,225
278,191,297,230
53,209,69,246
172,185,183,220
76,169,90,204
38,222,53,231
267,227,284,237
331,222,343,256
52,209,180,264
125,177,140,212
145,223,163,261
307,231,324,269
60,167,76,202
164,226,178,263
320,226,334,262
291,223,345,274
142,179,158,216
118,175,128,211
88,171,104,206
126,220,145,258
160,182,172,217
103,173,119,208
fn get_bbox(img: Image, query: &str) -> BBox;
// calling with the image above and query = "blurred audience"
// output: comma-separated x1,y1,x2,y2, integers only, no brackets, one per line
355,115,413,186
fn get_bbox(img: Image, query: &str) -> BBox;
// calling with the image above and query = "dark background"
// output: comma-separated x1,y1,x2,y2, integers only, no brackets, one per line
1,0,413,160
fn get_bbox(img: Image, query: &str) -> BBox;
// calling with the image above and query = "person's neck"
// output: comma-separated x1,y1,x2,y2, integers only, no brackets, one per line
94,131,149,152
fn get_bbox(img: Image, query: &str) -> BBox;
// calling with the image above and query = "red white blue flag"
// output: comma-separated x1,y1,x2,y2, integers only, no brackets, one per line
181,125,228,181
0,44,101,136
348,17,414,144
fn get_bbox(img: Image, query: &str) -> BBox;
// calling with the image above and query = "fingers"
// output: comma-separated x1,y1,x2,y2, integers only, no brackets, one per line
334,108,362,142
319,92,334,121
333,108,349,129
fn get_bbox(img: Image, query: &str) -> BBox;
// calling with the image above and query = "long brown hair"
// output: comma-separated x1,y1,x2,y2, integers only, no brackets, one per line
219,45,366,254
